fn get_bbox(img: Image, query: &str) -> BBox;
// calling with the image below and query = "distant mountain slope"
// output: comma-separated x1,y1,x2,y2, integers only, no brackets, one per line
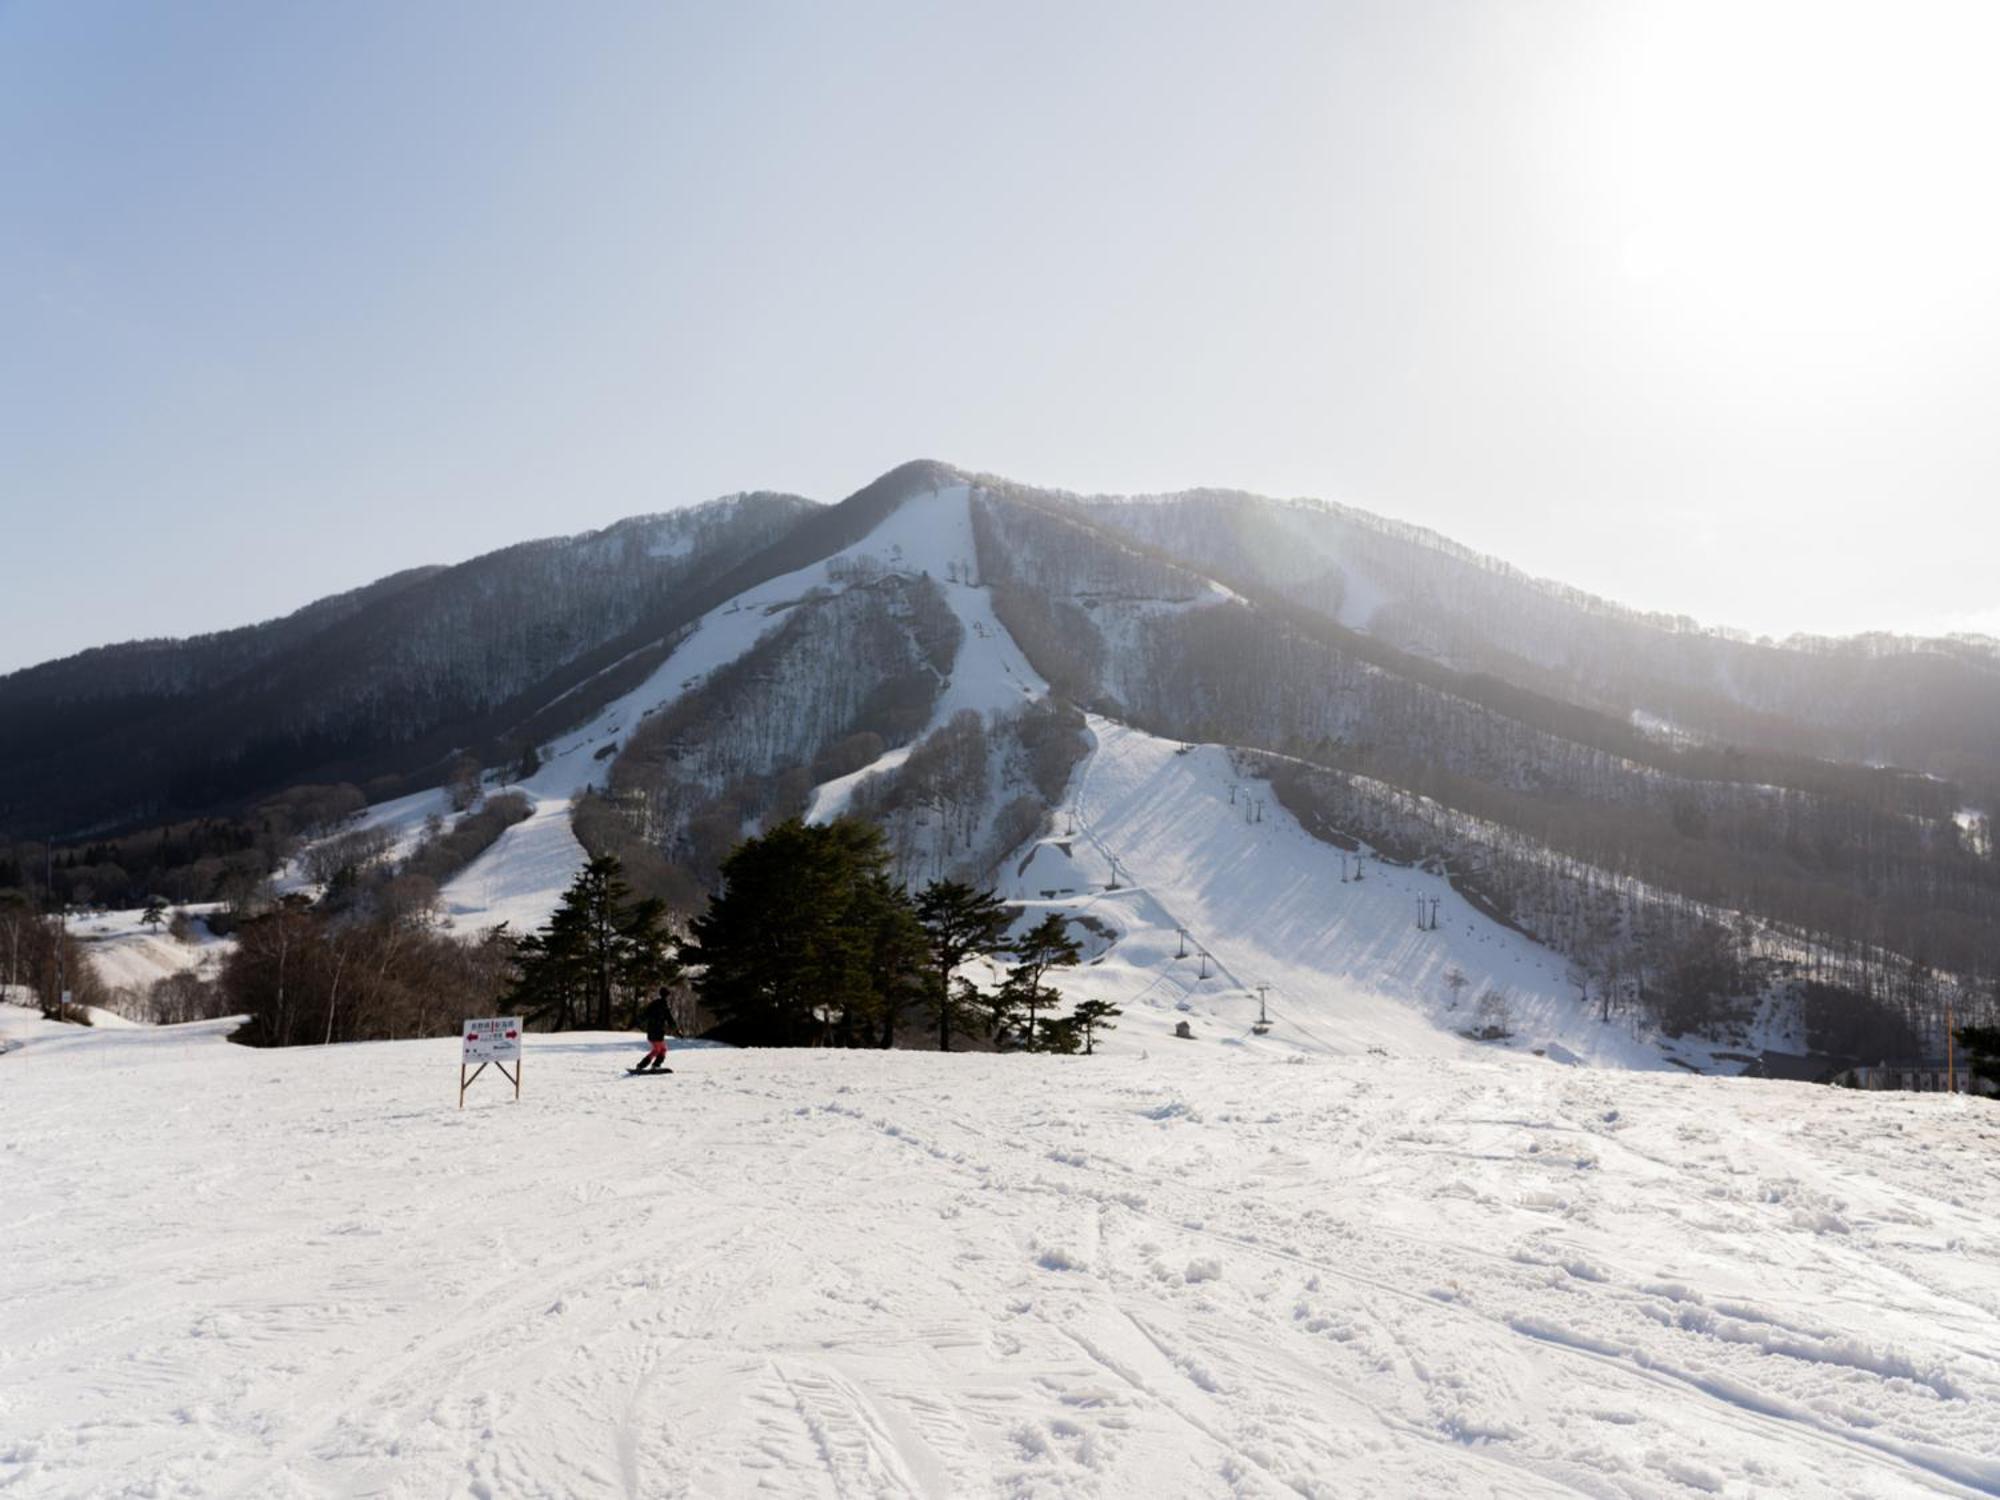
0,492,820,834
1069,487,2000,793
967,480,1998,1005
0,566,445,709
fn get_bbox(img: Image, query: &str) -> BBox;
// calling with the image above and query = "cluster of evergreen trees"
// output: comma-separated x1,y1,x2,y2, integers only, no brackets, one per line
506,822,1118,1053
1957,1026,2000,1094
506,856,681,1032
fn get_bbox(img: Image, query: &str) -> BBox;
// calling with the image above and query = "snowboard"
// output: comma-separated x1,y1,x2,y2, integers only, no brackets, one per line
626,1065,675,1075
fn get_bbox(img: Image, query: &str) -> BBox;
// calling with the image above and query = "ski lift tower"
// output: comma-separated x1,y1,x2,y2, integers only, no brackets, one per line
1253,983,1272,1035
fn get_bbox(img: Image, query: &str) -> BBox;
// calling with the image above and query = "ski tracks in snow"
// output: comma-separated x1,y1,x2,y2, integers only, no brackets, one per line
2,1022,1997,1497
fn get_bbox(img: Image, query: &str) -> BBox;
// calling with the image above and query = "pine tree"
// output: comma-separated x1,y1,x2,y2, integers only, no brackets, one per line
572,855,636,1030
1002,912,1082,1050
141,896,166,932
980,979,1023,1047
1957,1025,2000,1093
1070,998,1122,1055
913,880,1012,1052
619,895,683,1022
686,820,909,1046
1036,1014,1083,1055
503,854,679,1031
856,871,926,1048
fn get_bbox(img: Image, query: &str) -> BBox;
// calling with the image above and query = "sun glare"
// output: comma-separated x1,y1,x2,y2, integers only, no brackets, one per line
1604,1,2000,361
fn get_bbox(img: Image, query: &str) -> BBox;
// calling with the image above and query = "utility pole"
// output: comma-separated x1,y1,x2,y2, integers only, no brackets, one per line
1947,993,1957,1093
48,838,66,1020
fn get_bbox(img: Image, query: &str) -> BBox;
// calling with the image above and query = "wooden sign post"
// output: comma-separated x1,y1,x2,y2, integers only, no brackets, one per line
459,1016,523,1108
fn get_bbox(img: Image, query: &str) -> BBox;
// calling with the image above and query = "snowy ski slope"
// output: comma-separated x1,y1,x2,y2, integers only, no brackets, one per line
3,1005,1996,1498
66,904,229,1009
990,718,1724,1069
411,483,1044,932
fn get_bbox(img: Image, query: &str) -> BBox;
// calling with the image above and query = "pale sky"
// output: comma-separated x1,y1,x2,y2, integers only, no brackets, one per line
4,0,1997,672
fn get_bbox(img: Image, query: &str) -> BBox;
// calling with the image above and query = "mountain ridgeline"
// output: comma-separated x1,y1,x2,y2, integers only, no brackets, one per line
0,492,818,834
5,460,1998,1048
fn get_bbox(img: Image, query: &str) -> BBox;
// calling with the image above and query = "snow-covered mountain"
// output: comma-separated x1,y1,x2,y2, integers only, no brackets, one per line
9,460,1998,1066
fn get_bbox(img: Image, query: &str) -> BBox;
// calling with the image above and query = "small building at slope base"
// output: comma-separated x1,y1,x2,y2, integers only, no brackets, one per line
1842,1058,1994,1095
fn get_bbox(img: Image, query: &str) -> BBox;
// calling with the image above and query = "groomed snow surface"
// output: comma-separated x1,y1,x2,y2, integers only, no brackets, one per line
3,1006,1997,1499
989,717,1751,1070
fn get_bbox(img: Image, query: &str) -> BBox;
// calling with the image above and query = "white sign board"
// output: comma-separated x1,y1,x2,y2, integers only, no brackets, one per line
462,1016,523,1064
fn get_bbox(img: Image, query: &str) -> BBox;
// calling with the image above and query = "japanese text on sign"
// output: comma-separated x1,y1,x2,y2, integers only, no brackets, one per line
462,1016,523,1064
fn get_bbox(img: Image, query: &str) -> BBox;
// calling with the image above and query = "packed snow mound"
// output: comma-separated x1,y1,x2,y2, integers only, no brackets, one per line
2,1015,1995,1497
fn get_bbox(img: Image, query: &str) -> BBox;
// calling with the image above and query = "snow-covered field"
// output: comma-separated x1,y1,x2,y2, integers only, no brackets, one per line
3,1005,1996,1498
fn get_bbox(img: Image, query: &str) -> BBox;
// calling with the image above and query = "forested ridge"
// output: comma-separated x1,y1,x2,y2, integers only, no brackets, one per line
0,492,819,836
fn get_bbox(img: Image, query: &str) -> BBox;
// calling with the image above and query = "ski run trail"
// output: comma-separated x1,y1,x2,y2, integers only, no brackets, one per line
4,1004,1998,1499
367,483,1047,940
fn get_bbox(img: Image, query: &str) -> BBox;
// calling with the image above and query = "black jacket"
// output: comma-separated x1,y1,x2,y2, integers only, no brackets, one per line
640,996,671,1042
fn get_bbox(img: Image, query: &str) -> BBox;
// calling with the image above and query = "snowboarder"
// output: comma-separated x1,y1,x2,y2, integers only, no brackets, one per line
633,990,673,1074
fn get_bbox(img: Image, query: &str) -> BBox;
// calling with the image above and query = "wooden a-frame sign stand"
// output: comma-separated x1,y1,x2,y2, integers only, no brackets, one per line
458,1056,521,1108
459,1016,524,1108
